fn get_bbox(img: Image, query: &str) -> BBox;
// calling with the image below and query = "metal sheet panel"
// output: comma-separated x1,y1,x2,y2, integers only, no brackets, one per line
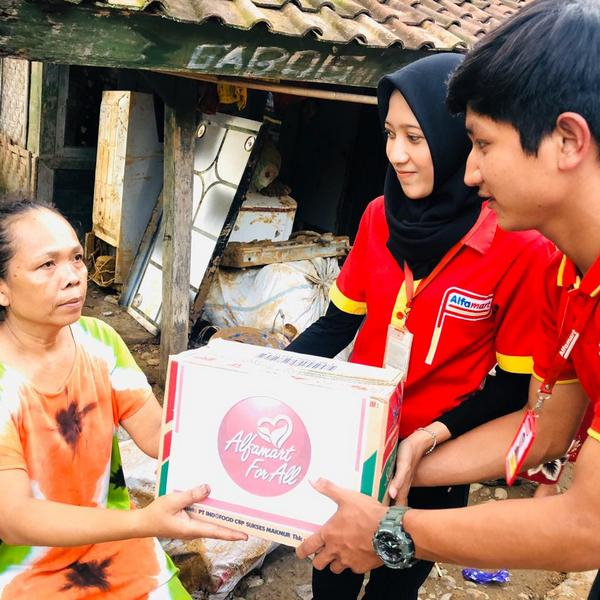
229,192,297,243
126,113,261,334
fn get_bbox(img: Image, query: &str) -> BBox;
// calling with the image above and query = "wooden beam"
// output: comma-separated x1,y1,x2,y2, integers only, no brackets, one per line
36,162,54,204
160,76,196,382
220,235,351,268
30,63,69,201
40,154,96,170
37,63,64,156
0,1,429,89
26,62,43,155
161,70,377,105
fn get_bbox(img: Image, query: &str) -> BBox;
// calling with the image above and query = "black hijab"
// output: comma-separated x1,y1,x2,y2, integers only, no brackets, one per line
377,54,483,279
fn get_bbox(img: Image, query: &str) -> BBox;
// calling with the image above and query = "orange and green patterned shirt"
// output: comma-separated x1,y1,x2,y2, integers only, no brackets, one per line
0,317,189,599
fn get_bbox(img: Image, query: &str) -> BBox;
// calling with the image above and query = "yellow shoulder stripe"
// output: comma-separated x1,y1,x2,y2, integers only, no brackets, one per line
556,254,568,287
588,428,600,443
532,370,579,385
329,281,367,315
495,353,533,375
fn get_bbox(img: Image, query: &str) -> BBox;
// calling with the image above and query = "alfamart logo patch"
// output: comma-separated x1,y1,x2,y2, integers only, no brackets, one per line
425,287,494,365
218,396,311,496
444,290,494,314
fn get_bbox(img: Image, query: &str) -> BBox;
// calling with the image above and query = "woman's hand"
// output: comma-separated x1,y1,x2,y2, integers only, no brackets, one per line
387,423,451,505
136,485,248,542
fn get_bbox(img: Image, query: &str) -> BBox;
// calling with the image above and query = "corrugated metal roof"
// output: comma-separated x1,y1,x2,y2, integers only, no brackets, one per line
97,0,532,51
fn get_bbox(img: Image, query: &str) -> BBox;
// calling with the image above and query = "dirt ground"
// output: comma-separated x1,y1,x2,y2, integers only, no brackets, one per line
83,283,593,600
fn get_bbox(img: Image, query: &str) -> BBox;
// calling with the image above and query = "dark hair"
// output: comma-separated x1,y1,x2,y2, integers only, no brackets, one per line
447,0,600,155
0,196,60,321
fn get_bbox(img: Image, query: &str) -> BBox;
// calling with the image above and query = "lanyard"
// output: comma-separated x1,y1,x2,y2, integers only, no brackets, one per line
401,204,491,307
534,257,600,413
505,255,600,486
403,238,465,309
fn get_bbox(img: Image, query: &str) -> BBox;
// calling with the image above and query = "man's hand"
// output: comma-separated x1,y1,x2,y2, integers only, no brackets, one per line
296,479,388,574
138,486,248,542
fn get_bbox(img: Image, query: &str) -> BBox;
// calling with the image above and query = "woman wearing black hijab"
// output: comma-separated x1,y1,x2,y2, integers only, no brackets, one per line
287,54,552,599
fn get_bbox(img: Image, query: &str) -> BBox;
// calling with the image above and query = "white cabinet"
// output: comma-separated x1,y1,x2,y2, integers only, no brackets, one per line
92,91,163,285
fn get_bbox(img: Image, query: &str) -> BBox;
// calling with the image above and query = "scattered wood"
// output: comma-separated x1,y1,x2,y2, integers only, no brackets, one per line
220,232,350,268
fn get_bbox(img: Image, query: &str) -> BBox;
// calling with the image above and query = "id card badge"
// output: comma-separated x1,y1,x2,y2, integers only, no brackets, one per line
505,409,537,486
384,324,413,375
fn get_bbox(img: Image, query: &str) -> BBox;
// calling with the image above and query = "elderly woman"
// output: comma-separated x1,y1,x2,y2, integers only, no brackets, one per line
0,198,246,598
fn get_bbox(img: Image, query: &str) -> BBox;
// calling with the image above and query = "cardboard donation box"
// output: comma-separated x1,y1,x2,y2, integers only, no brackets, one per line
157,340,403,547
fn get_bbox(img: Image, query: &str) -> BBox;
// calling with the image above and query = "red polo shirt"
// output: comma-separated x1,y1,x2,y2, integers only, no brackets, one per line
533,253,600,439
331,197,554,438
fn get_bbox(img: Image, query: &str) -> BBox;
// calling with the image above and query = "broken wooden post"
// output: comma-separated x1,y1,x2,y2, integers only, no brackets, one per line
28,62,63,201
160,76,197,383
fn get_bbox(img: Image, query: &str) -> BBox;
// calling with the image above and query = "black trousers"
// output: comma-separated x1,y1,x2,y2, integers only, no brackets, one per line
312,484,470,600
589,571,600,599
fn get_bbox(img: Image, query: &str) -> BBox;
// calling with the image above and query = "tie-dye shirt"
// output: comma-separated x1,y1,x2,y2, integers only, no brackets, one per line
0,317,190,599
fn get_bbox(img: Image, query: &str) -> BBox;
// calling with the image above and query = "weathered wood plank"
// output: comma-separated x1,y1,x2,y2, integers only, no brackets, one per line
35,161,54,203
0,1,428,89
29,63,67,201
54,65,70,155
38,63,64,157
0,56,29,147
0,132,37,195
41,154,96,170
160,76,196,381
220,235,351,268
26,62,42,154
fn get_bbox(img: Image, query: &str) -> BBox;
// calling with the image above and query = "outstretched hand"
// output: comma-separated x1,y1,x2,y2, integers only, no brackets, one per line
296,478,387,574
139,485,248,542
388,432,431,505
388,424,450,505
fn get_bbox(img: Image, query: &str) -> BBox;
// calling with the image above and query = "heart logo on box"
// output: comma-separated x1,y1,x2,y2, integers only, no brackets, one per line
257,415,293,449
218,396,311,496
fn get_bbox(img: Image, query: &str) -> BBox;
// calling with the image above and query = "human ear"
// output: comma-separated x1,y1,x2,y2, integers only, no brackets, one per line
0,280,9,308
555,112,592,171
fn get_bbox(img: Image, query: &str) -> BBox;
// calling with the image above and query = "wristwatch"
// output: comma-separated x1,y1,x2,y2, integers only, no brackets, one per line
372,506,417,569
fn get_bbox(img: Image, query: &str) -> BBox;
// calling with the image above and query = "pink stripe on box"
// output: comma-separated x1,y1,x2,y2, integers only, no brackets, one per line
174,364,185,433
355,398,366,471
201,497,320,532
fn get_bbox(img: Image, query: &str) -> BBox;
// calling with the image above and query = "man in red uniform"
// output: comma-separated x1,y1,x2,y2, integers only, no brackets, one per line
297,0,600,587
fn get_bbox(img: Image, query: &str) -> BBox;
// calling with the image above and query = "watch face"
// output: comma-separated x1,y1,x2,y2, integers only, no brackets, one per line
374,531,406,566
